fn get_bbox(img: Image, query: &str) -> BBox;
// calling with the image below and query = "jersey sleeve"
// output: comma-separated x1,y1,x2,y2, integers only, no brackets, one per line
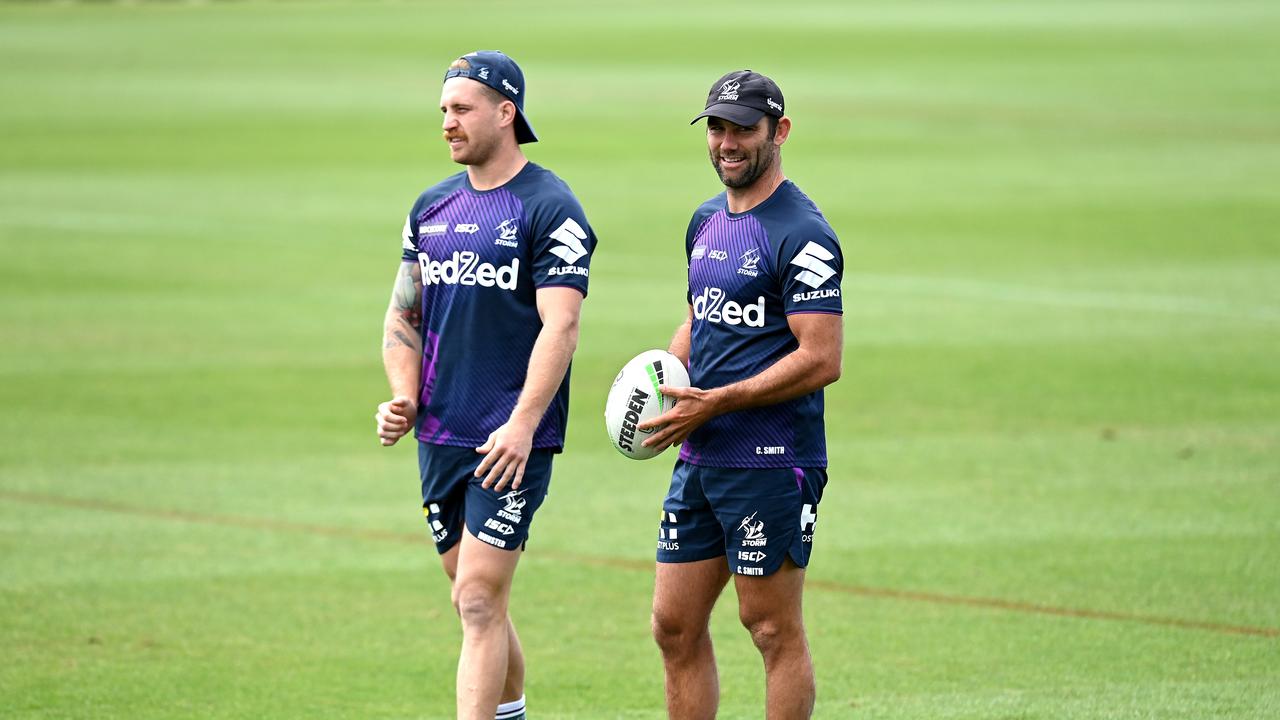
684,202,719,304
777,225,843,315
684,212,701,304
400,211,418,263
528,191,596,297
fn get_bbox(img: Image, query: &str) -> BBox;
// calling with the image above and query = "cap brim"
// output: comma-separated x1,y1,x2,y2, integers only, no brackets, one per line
690,103,766,127
515,111,537,144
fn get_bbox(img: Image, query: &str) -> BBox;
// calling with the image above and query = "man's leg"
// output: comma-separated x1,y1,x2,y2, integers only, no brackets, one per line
450,531,522,720
652,557,730,720
735,558,813,720
440,544,526,712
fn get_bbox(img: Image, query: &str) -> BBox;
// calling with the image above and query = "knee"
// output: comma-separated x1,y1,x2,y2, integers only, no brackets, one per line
651,609,705,657
452,583,505,631
740,611,796,658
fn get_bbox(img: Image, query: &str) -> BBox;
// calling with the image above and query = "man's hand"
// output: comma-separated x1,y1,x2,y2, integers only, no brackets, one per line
474,418,536,492
376,396,417,446
638,385,720,453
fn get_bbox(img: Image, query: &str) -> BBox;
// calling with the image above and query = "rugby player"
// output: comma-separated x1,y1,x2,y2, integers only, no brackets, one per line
639,69,844,720
375,50,596,720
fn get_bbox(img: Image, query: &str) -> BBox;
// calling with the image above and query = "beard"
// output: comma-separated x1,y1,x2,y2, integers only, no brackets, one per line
711,141,777,189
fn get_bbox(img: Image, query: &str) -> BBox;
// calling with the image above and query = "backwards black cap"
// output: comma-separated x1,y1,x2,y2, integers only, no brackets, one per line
444,50,537,144
691,70,785,127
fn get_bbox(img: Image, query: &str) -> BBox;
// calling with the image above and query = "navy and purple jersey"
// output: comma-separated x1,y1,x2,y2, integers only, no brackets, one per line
679,180,842,469
399,162,595,452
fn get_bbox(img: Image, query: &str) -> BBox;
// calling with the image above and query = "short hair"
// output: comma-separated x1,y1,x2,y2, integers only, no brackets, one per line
765,115,779,141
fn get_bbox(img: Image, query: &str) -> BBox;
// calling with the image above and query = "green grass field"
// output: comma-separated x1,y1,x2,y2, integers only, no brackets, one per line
2,1,1278,718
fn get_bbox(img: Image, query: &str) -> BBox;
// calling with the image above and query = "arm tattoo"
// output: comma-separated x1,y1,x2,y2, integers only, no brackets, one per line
385,262,423,351
386,326,420,352
393,262,423,318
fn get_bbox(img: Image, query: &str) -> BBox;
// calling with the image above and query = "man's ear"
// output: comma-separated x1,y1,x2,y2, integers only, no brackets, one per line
774,116,792,147
498,100,517,130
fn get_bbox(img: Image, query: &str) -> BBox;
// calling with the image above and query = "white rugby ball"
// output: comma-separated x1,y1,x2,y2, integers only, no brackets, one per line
604,349,691,460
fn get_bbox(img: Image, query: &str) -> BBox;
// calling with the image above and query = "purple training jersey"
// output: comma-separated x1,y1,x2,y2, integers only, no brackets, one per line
679,180,842,469
399,162,595,452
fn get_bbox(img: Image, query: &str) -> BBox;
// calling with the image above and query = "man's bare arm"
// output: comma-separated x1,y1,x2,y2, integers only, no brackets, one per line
667,305,693,367
640,312,843,451
473,286,583,490
376,261,424,446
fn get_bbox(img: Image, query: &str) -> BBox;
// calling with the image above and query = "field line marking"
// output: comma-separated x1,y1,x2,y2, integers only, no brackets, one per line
3,489,1275,639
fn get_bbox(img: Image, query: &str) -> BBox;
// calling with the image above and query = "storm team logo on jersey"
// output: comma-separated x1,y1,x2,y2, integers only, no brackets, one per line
738,248,761,277
495,218,519,247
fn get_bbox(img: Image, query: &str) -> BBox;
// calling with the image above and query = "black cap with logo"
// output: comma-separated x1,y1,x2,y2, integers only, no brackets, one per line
691,70,785,127
444,50,537,144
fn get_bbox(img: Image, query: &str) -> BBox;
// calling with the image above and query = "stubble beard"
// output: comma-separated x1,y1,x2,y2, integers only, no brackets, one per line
711,141,777,190
449,130,497,167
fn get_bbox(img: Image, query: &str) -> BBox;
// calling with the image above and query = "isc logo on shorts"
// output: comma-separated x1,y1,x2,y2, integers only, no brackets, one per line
484,518,516,536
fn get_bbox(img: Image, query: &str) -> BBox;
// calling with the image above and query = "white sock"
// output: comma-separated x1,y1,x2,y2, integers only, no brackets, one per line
496,694,526,719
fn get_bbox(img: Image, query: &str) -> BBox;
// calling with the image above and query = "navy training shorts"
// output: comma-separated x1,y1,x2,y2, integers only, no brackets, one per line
418,442,553,554
657,459,826,576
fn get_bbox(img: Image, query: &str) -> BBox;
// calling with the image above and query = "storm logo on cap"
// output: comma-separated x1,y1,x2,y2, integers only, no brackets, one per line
718,80,740,101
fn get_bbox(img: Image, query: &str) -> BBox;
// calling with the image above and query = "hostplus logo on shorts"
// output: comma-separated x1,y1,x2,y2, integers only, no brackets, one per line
425,503,448,543
658,511,679,551
800,503,817,544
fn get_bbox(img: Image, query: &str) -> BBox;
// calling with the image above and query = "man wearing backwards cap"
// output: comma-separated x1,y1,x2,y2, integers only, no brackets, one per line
375,50,597,720
640,69,844,719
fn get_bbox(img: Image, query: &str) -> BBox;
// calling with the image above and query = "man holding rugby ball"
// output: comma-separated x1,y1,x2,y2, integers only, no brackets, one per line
640,69,844,720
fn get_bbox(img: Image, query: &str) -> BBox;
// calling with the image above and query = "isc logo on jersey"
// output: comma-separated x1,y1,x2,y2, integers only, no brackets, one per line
418,250,519,290
692,286,765,327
